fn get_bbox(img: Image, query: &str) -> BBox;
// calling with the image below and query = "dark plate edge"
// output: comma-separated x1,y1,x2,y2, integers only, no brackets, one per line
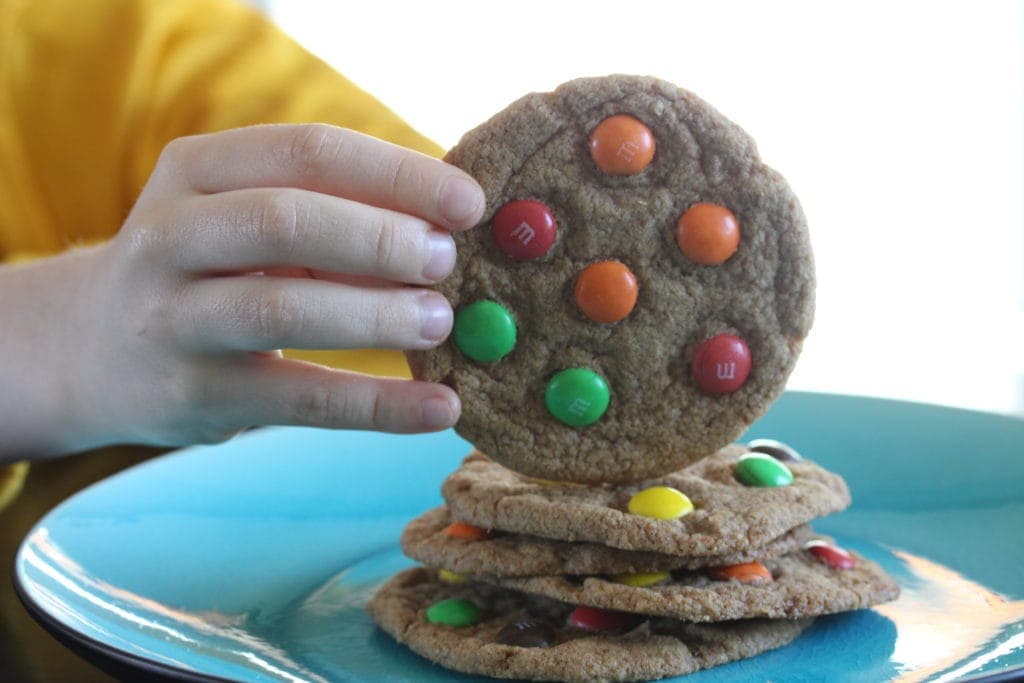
959,669,1024,683
15,554,1024,683
12,559,236,683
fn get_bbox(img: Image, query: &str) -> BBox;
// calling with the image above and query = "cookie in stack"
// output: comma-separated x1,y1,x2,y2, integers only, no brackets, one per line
367,75,898,681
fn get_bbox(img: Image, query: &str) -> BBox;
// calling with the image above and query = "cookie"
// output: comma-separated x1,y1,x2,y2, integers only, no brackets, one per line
442,445,850,555
402,506,815,577
487,542,899,622
408,74,815,484
367,567,812,683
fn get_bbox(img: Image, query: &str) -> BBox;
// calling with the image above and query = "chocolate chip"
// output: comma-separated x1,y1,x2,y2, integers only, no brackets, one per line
746,439,802,463
495,620,557,648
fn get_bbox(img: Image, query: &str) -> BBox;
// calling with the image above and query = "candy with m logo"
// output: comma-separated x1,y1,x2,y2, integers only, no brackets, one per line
492,199,557,260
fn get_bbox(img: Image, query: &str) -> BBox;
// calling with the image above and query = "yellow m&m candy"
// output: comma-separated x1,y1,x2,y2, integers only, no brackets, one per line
627,486,694,520
438,569,467,584
610,571,671,587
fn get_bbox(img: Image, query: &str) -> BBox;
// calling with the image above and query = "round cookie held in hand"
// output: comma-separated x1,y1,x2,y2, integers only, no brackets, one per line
408,75,815,484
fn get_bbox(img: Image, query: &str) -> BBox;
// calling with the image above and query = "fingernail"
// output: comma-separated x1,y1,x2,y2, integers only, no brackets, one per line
440,175,484,228
419,293,452,342
422,232,456,281
421,395,458,430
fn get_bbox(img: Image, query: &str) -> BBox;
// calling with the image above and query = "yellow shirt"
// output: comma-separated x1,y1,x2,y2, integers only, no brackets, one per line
0,0,443,493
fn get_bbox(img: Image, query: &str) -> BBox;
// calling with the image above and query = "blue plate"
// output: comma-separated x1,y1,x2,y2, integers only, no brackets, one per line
14,392,1024,682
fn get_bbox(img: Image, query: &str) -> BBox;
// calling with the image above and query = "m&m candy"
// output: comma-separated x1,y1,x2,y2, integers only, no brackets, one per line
574,260,639,323
425,598,481,627
495,620,557,648
443,521,490,541
747,438,803,463
610,571,671,588
438,569,467,584
805,540,857,569
627,486,694,520
589,114,655,175
544,368,610,427
676,203,740,265
567,606,641,632
691,334,751,394
734,453,794,487
453,300,517,363
492,200,557,260
708,562,773,584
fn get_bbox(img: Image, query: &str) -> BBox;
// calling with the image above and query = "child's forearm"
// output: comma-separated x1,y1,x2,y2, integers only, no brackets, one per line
0,245,106,461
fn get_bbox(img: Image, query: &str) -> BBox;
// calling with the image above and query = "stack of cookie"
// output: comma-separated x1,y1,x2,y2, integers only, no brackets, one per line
367,75,899,681
371,442,898,681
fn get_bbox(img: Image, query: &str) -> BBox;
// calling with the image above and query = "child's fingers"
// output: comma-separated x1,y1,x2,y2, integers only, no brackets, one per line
175,276,452,352
214,358,461,433
168,189,455,285
159,124,485,232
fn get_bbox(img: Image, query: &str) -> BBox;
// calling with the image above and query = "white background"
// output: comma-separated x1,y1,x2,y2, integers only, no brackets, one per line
263,0,1023,415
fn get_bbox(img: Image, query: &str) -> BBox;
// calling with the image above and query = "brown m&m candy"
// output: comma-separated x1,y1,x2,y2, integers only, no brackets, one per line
747,439,804,463
494,619,557,648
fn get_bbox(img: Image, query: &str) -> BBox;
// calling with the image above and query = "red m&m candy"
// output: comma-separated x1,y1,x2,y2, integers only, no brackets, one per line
567,606,641,632
492,200,557,260
805,540,857,570
691,334,751,394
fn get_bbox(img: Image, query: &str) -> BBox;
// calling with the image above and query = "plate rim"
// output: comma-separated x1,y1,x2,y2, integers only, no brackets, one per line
12,392,1024,682
15,561,1024,683
12,557,232,682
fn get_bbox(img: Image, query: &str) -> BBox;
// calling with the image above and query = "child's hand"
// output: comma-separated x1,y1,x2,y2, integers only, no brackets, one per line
72,125,484,449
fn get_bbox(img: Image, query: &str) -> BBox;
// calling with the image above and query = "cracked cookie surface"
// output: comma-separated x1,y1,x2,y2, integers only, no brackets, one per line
442,445,850,555
402,506,815,577
367,567,812,682
486,545,900,622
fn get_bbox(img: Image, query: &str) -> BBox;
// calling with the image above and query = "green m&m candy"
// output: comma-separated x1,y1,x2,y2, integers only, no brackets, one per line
544,368,610,427
734,453,794,487
453,300,517,363
425,598,481,627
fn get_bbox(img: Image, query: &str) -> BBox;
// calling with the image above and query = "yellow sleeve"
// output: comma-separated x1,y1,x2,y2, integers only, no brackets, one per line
0,463,29,513
0,0,444,378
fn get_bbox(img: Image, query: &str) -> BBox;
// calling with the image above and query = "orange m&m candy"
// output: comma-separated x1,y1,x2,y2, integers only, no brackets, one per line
589,115,655,175
443,522,490,541
574,261,639,323
676,203,740,265
708,561,773,584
